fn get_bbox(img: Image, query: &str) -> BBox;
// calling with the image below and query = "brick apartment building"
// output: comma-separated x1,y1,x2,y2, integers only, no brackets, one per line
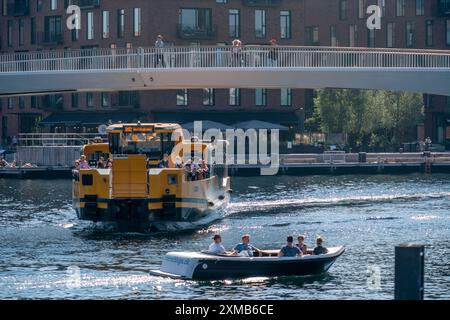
0,0,449,147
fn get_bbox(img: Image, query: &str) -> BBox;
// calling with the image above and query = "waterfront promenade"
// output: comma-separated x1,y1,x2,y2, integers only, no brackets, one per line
2,152,450,178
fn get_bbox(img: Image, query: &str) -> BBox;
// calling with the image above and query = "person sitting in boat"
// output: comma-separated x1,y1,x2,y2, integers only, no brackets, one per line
313,237,329,255
233,234,261,257
278,236,302,257
208,234,226,255
296,234,308,255
159,153,170,168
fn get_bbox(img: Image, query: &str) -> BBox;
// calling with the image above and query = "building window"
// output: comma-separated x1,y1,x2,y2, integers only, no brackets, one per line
37,0,42,12
102,11,109,39
117,9,125,38
349,25,358,47
133,8,141,37
378,0,386,17
51,0,57,11
87,12,94,40
176,89,188,106
280,11,291,39
416,0,424,16
330,25,337,46
229,88,241,106
31,17,36,45
358,0,366,19
387,22,395,48
72,28,79,41
305,26,319,46
426,20,434,47
19,97,25,109
446,20,450,46
7,20,12,47
19,19,24,46
31,96,37,109
367,29,375,47
255,89,267,106
406,21,415,48
216,0,227,3
179,8,212,36
86,92,94,108
281,89,292,107
118,91,139,108
71,93,78,108
101,92,109,107
339,0,347,21
7,98,13,109
44,16,62,43
255,9,266,38
203,88,215,106
396,0,405,17
229,9,240,38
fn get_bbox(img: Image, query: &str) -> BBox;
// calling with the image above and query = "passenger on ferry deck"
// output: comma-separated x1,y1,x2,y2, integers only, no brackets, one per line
313,237,329,255
278,236,302,257
184,161,193,181
233,234,261,257
78,155,90,169
296,235,308,255
199,160,209,179
208,234,226,255
97,157,106,169
174,156,183,168
159,153,170,168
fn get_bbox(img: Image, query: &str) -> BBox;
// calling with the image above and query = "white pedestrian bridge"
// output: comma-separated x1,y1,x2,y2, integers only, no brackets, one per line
0,46,450,96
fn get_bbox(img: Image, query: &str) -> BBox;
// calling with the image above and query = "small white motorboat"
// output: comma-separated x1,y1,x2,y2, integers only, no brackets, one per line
150,246,345,280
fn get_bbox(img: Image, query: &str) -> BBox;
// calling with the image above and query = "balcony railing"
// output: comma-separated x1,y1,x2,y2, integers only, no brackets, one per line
438,0,450,16
177,24,218,40
242,0,281,7
0,46,450,73
38,32,64,45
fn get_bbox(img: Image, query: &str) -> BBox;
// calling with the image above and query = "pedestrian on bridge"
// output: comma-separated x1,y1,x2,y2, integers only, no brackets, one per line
154,35,166,68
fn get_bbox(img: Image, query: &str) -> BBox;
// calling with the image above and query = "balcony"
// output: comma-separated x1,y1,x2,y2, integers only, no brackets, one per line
242,0,281,7
438,0,450,15
76,0,101,9
38,32,64,45
177,24,218,40
6,0,30,16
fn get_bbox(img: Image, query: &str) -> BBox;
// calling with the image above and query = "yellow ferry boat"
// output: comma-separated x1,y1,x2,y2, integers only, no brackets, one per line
72,122,231,232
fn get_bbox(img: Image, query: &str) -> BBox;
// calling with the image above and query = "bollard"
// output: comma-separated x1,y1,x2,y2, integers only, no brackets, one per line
394,243,425,300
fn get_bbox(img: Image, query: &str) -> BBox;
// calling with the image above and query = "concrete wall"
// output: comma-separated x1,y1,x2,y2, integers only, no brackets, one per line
16,146,81,167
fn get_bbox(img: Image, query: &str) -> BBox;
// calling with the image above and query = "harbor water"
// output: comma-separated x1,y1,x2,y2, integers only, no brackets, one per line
0,174,449,299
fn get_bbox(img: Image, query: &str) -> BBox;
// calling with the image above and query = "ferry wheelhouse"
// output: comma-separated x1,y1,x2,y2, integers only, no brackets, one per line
72,123,231,232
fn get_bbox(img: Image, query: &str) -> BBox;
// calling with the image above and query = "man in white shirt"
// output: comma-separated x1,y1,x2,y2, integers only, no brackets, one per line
208,234,226,255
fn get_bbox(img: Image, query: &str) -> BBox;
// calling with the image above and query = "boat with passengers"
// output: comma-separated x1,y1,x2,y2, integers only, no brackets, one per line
150,246,345,280
72,122,231,233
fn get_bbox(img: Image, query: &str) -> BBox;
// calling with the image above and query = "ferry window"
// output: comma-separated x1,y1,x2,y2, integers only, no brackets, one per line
122,132,162,158
109,133,120,154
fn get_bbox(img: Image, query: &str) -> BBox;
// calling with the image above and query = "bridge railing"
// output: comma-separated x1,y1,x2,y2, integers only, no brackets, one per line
1,46,450,73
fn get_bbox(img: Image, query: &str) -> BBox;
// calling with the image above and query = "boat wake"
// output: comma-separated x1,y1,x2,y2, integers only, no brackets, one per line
227,192,450,214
